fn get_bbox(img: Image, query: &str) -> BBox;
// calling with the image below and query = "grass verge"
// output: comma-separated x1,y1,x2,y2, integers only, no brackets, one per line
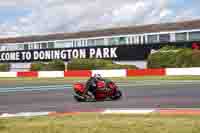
0,114,200,133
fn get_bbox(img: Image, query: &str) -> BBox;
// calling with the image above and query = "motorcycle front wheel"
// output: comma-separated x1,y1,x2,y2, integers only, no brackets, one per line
110,90,122,100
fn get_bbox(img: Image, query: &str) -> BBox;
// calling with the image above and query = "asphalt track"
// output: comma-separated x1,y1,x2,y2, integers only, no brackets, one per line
1,80,200,114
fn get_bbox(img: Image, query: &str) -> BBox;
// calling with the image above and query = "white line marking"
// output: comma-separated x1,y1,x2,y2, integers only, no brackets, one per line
0,112,50,118
102,109,156,114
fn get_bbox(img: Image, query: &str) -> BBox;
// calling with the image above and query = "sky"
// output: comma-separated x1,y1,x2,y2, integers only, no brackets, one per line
0,0,199,38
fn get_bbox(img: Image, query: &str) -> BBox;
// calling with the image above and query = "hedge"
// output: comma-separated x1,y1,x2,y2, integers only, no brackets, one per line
30,60,65,71
191,50,200,67
148,46,200,68
67,59,138,70
30,59,137,71
147,51,177,68
46,60,65,71
102,63,138,69
0,63,10,71
30,62,46,71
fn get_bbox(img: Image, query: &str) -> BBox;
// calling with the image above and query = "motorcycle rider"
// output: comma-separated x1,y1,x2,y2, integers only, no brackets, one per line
82,74,103,99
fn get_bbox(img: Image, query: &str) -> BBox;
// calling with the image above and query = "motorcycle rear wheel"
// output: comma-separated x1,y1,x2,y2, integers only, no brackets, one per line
73,93,96,102
73,94,86,102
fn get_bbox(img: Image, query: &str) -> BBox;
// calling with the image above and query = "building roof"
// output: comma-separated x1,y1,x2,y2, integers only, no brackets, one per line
1,19,200,44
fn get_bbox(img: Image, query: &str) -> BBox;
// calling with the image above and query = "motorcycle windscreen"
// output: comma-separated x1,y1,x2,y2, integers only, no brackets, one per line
96,81,105,88
74,83,85,93
108,82,117,89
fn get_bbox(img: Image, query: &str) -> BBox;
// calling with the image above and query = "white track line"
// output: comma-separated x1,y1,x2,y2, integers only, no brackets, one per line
102,109,156,114
0,112,50,118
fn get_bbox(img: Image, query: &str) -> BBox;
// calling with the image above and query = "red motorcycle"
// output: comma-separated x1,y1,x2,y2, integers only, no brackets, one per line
73,79,122,102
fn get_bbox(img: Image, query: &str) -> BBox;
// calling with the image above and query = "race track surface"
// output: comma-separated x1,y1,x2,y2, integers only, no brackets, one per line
1,80,200,113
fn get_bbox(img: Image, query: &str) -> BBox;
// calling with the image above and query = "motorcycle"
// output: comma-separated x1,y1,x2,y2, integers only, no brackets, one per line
73,79,122,102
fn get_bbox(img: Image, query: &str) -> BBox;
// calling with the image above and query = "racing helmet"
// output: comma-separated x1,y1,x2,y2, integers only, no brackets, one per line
93,74,102,80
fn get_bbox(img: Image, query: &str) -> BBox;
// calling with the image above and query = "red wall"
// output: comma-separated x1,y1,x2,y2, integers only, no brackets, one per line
17,71,38,77
64,70,91,77
127,69,166,76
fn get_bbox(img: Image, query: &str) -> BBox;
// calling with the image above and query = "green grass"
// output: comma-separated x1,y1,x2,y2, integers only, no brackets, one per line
0,114,200,133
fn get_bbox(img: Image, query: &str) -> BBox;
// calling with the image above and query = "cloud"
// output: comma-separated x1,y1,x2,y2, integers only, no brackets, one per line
0,0,200,38
0,0,41,8
159,9,172,18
